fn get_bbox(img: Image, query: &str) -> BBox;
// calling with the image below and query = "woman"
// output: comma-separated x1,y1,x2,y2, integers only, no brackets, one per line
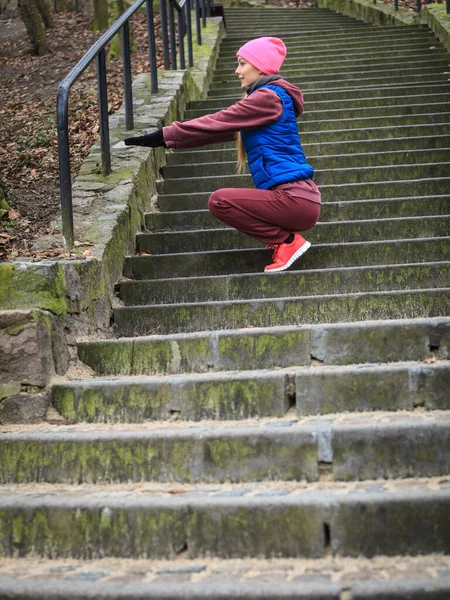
125,37,321,273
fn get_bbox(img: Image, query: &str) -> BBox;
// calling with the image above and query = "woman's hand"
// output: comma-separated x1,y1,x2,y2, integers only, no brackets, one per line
124,129,166,148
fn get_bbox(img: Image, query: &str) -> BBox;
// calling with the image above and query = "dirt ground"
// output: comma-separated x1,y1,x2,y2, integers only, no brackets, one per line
0,1,422,261
0,8,162,260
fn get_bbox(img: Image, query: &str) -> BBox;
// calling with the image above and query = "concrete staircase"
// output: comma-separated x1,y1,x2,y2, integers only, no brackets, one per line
1,7,450,599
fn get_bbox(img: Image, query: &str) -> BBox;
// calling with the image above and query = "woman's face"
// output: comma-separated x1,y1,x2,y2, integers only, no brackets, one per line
235,57,262,88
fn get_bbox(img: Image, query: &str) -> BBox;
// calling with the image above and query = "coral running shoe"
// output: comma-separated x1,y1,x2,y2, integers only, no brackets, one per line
264,233,311,273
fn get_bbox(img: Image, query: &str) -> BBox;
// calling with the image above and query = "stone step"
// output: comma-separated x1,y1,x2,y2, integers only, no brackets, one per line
2,409,449,482
125,237,450,280
184,99,450,120
197,81,450,106
223,20,406,32
217,32,437,58
163,149,450,179
187,93,450,120
166,124,450,156
208,73,449,94
0,479,448,559
223,23,374,37
214,51,450,76
119,262,450,306
2,555,450,600
166,135,450,165
157,178,450,211
158,162,450,193
113,288,450,336
146,196,450,231
211,62,450,88
78,317,450,376
136,217,450,254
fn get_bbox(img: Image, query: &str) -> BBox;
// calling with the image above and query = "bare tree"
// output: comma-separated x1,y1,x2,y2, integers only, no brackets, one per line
18,0,53,55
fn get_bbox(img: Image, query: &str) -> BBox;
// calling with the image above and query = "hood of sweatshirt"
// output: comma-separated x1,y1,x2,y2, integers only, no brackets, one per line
246,75,304,116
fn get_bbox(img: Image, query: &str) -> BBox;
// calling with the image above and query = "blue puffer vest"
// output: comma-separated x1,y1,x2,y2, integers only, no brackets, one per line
240,84,314,190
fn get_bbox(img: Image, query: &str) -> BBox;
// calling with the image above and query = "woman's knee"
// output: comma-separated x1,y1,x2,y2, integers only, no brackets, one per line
208,189,229,216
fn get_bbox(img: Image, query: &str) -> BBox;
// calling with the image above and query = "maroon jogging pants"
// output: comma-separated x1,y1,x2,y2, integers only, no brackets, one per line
208,179,321,245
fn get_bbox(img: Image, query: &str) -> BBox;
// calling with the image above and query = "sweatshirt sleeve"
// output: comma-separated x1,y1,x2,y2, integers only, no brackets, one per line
163,88,283,149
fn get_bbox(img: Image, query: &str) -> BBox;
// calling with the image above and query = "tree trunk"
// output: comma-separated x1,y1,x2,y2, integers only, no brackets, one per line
108,0,126,58
93,0,109,31
18,0,48,55
36,0,53,28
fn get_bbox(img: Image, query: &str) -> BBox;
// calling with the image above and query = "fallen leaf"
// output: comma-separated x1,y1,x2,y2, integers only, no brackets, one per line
74,240,94,247
8,209,20,220
423,356,436,365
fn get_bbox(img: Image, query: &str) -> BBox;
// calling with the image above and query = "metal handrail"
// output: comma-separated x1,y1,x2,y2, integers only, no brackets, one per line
56,0,210,248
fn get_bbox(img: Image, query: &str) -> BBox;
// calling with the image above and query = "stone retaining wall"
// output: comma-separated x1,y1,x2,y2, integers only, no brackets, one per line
0,16,225,423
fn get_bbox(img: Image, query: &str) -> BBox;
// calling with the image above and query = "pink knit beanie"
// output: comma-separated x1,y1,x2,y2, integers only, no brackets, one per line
236,37,287,75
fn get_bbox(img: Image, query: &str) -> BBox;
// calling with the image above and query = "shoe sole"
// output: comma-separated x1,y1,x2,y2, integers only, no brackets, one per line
264,241,311,273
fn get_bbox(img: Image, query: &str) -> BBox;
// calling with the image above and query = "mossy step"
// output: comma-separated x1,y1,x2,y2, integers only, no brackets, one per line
223,20,392,32
211,63,450,88
126,237,450,280
219,23,370,37
3,555,450,600
214,52,450,76
2,410,449,483
185,100,450,121
136,217,450,254
167,135,450,165
188,92,450,115
202,82,450,105
164,125,450,156
163,149,450,179
146,196,450,231
119,263,450,306
217,34,438,58
157,178,450,212
0,479,448,559
113,288,450,336
52,369,291,423
157,163,450,194
208,73,449,94
78,317,450,376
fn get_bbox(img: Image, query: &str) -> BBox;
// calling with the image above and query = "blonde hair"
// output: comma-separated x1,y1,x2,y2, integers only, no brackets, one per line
236,92,248,174
236,133,247,174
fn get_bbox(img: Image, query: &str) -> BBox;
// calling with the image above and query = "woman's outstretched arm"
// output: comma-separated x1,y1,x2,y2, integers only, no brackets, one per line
125,88,283,149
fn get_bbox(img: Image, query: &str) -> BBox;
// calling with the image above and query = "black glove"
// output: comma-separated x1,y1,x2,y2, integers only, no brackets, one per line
124,129,166,148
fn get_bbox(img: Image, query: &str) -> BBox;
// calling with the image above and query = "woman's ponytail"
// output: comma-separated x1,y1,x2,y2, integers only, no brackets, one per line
236,92,248,174
236,132,247,174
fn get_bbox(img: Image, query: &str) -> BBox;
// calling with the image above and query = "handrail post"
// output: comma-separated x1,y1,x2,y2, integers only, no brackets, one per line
186,0,194,66
57,86,75,248
178,4,186,69
146,0,158,92
168,0,177,68
160,0,170,70
96,48,112,177
195,0,201,44
201,0,206,27
122,21,134,130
